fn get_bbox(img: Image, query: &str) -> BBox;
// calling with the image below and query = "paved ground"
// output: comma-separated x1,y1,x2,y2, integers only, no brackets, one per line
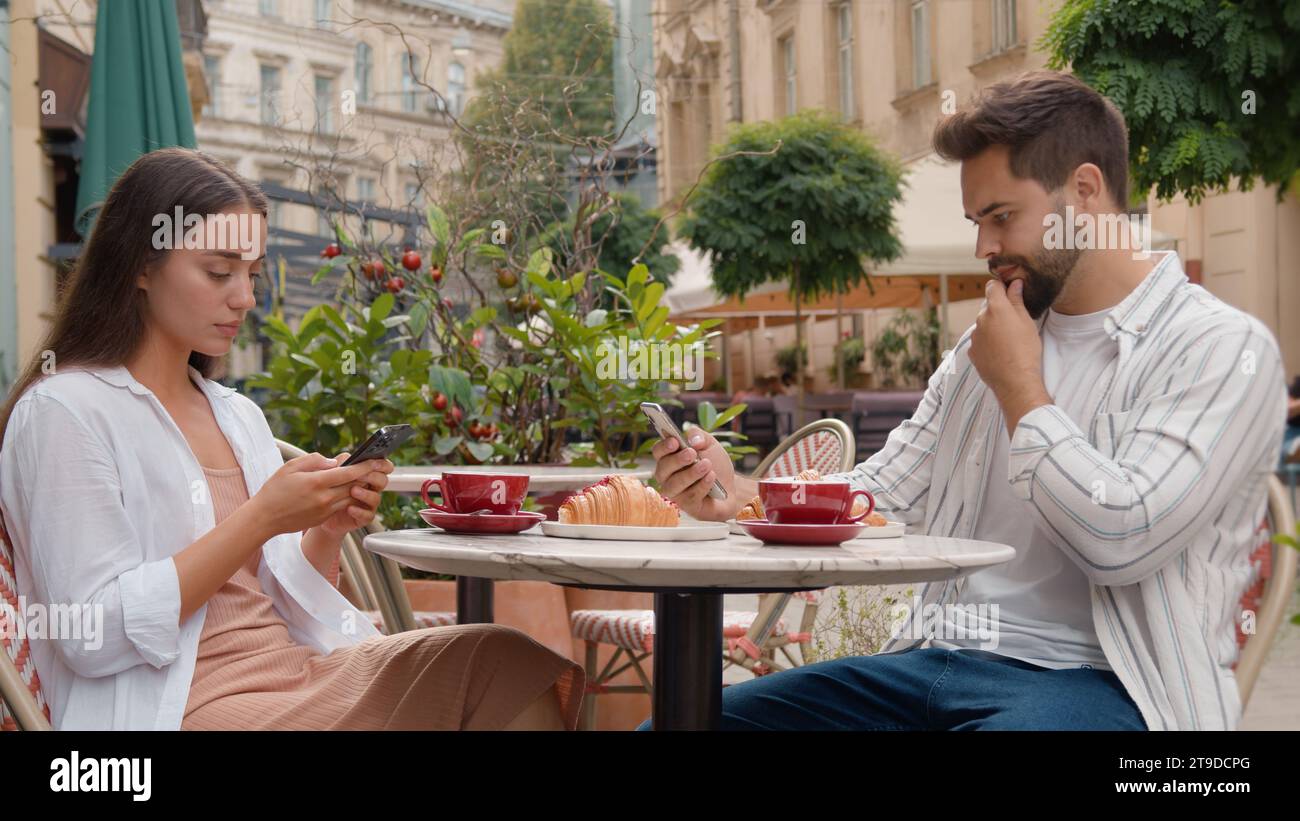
1239,586,1300,730
723,588,1300,728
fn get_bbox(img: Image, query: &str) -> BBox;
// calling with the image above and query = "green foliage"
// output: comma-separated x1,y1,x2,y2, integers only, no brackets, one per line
828,336,866,380
539,193,681,298
686,400,758,464
495,252,720,467
805,586,916,663
455,0,618,232
774,343,807,375
681,109,906,301
245,294,483,532
252,230,732,526
1043,0,1300,204
469,0,616,140
870,308,939,389
1271,523,1300,625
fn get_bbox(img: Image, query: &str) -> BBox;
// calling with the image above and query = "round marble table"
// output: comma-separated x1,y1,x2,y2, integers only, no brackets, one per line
363,527,1015,730
386,464,656,624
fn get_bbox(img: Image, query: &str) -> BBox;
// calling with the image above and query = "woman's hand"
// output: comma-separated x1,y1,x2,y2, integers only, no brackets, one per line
315,451,394,539
249,451,392,537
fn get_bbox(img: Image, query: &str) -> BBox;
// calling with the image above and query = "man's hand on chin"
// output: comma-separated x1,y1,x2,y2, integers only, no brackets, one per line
969,278,1053,436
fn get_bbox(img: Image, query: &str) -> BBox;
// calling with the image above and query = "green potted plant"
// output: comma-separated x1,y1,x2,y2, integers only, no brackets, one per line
829,336,868,388
869,307,940,389
774,342,808,376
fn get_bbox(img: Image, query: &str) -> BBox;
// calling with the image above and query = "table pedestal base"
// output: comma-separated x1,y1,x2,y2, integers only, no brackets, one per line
652,591,723,730
456,577,494,624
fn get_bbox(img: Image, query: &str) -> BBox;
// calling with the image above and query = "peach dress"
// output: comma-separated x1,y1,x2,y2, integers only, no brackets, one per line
180,465,583,730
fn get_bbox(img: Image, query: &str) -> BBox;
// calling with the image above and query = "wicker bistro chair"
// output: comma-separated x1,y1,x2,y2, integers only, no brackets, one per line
851,391,924,464
273,440,452,635
570,419,856,730
0,440,451,732
0,515,52,730
1234,475,1298,707
736,397,780,455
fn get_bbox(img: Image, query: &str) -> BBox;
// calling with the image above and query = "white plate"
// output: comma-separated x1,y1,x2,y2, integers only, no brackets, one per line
851,521,906,539
541,520,730,541
729,518,905,539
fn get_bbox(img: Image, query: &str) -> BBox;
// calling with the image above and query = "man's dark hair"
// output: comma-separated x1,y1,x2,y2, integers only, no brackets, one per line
933,70,1131,210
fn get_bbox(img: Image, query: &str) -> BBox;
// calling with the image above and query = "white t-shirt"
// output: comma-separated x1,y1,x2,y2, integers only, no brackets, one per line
931,304,1115,670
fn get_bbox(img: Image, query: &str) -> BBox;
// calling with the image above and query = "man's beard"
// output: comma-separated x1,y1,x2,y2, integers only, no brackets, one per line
988,243,1082,319
986,198,1085,318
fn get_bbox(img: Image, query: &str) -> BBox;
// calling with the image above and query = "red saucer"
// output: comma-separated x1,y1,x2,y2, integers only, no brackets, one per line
419,509,546,534
738,519,867,546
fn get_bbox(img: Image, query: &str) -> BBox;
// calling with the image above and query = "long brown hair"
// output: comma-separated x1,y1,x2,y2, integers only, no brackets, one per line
0,147,269,449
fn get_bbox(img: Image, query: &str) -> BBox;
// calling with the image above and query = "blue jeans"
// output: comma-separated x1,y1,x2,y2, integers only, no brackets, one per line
636,647,1147,730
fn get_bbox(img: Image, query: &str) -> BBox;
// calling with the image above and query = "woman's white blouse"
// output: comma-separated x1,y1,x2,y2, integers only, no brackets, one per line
0,364,382,729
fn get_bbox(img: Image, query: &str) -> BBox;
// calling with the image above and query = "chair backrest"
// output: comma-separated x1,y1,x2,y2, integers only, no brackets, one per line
0,516,52,731
739,422,856,667
804,392,855,413
1234,475,1298,707
771,395,798,441
274,439,418,635
753,418,856,479
677,391,727,419
851,391,923,461
737,397,779,449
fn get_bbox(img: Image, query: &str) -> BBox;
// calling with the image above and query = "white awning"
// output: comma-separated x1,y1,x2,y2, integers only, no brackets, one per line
873,153,984,276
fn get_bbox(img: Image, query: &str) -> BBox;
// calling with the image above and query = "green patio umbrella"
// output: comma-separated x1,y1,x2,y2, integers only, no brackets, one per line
74,0,197,237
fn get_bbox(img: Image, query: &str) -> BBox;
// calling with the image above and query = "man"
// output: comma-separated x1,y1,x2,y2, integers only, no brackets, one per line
652,70,1286,730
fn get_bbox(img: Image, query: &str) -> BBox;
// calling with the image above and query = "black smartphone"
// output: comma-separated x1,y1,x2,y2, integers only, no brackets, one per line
341,424,415,466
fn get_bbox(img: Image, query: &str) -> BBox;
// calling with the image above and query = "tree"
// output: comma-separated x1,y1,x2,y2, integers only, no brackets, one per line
464,0,616,141
1044,0,1300,204
456,0,618,243
681,110,905,415
541,192,681,301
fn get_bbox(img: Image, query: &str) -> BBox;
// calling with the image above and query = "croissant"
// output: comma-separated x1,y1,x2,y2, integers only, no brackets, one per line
558,475,680,526
736,469,881,524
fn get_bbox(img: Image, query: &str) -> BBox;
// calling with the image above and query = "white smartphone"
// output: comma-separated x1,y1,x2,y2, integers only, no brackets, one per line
640,401,728,500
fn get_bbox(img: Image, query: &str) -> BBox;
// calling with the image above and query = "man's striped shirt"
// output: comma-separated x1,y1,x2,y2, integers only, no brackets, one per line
835,251,1286,730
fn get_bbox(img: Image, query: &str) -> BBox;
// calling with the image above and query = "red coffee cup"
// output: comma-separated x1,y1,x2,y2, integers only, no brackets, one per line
757,479,875,525
421,472,530,515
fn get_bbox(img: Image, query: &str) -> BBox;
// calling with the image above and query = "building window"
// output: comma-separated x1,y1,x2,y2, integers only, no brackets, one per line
259,0,278,18
837,4,853,119
355,42,373,104
357,177,376,203
259,64,281,126
314,74,334,133
911,0,931,88
357,178,376,238
448,61,466,116
400,53,420,113
991,0,1017,52
202,54,221,118
781,35,796,116
262,177,286,228
315,0,331,29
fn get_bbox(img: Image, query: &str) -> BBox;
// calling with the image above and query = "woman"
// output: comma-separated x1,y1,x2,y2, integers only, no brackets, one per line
0,148,584,730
